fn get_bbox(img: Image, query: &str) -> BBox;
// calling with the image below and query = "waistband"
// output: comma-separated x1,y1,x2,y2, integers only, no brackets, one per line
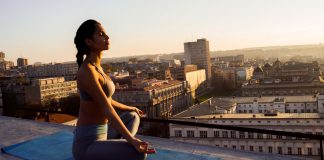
74,124,108,141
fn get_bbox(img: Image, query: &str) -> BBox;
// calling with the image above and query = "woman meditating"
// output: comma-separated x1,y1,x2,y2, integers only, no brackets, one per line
72,19,150,160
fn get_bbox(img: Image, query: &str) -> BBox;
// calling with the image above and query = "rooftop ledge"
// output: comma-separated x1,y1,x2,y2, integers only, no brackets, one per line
0,115,303,160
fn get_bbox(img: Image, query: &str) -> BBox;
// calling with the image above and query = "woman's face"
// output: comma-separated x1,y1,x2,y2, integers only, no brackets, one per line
87,24,110,52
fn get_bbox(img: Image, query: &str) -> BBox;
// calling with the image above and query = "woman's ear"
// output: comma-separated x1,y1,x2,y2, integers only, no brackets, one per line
85,39,92,46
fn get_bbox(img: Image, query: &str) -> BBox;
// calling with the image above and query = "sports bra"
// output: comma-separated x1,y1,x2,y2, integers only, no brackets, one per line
78,62,115,101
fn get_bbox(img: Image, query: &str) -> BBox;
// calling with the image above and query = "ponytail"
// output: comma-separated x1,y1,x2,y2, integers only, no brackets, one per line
74,19,100,69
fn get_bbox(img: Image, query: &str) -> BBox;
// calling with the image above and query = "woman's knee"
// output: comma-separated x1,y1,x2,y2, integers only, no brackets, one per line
127,111,140,121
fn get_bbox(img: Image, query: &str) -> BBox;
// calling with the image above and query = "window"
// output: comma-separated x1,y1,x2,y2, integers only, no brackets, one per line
319,148,322,155
187,130,195,138
240,145,245,150
316,132,322,135
214,131,219,138
222,131,228,138
268,146,273,153
298,148,302,155
232,145,236,149
308,148,312,155
259,110,262,113
267,134,272,139
259,146,263,152
278,147,282,154
175,130,182,137
249,110,252,113
230,131,236,138
276,135,282,139
294,109,297,113
224,145,228,148
257,133,263,139
199,131,207,138
249,146,254,151
248,132,254,139
288,147,292,155
239,131,245,138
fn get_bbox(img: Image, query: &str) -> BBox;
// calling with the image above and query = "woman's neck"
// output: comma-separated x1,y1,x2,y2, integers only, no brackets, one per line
84,51,103,66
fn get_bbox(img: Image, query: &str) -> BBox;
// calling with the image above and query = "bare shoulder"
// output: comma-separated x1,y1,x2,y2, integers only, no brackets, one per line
77,63,99,88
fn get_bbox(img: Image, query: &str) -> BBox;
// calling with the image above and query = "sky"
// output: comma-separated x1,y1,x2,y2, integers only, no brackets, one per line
1,0,324,64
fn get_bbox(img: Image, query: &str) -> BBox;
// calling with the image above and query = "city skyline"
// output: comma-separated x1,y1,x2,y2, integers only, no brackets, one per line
1,0,324,64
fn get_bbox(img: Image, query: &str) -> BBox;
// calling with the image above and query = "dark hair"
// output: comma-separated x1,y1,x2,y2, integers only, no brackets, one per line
74,19,100,69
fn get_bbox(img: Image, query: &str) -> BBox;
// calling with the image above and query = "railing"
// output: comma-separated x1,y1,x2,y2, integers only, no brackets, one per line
141,118,324,160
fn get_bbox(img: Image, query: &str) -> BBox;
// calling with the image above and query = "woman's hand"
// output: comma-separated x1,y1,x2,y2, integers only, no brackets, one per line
129,137,149,153
130,106,146,117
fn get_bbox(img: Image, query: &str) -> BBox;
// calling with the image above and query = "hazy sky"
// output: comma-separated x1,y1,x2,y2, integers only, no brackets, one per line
1,0,324,64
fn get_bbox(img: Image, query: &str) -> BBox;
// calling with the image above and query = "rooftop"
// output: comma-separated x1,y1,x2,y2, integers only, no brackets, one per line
0,115,303,160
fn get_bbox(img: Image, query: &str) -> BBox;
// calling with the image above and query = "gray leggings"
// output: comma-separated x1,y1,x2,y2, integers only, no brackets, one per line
72,111,147,160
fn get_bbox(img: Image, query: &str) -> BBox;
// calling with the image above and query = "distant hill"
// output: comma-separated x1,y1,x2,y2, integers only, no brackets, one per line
102,44,324,63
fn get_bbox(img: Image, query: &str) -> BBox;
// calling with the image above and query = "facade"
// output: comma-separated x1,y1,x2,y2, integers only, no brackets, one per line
170,65,198,81
184,39,211,85
241,81,324,97
26,62,78,81
170,113,324,157
25,77,77,106
0,51,5,60
113,79,192,118
17,58,28,67
185,69,207,99
232,95,323,114
0,88,2,115
0,60,14,71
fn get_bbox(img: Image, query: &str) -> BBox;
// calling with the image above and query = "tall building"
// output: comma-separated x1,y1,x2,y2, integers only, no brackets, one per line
184,39,211,86
17,58,28,67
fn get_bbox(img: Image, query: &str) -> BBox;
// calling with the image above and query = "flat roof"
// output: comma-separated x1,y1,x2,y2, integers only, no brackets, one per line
0,116,302,160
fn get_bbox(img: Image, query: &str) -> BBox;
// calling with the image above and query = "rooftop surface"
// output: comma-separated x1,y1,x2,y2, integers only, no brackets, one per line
0,115,305,160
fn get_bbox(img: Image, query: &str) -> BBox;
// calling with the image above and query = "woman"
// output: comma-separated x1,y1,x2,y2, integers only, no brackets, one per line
72,19,149,160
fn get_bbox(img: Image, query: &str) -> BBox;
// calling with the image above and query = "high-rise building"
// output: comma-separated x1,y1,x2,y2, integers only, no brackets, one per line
184,39,211,86
17,58,28,67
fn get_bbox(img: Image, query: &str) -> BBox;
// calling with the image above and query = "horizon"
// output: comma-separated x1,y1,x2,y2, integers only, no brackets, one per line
1,0,324,64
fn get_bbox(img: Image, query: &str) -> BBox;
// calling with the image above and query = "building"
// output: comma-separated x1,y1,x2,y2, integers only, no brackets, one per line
113,79,192,118
170,112,324,157
26,62,78,81
0,51,5,60
185,69,207,99
170,65,198,81
25,77,77,106
229,95,323,114
0,61,14,71
184,39,211,86
17,58,28,67
0,88,2,115
241,81,324,97
214,55,244,67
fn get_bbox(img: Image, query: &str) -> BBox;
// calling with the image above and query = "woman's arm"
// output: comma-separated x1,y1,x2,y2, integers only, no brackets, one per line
111,99,145,117
111,99,133,111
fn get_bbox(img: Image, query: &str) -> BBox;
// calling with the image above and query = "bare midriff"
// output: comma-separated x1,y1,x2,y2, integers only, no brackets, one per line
76,100,108,126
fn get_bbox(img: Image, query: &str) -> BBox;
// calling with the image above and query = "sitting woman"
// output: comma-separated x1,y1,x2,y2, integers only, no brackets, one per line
72,19,149,160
